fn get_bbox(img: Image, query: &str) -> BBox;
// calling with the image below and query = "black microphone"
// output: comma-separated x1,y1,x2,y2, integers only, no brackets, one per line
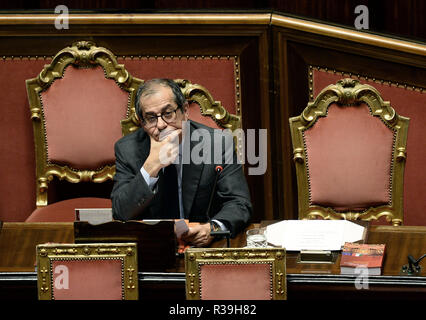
401,254,426,275
205,166,230,247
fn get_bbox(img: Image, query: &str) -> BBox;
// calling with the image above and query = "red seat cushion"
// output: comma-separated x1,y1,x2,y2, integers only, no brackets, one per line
25,197,112,222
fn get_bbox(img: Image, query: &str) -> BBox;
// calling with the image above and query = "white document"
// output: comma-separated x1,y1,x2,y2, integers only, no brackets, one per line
266,220,365,251
75,208,113,225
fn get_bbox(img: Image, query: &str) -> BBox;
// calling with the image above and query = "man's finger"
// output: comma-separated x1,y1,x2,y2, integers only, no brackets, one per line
164,129,181,142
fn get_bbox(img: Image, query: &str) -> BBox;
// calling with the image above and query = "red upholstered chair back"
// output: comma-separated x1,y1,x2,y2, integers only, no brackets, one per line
199,263,273,300
289,79,409,225
40,65,127,169
25,41,141,222
304,102,393,211
311,68,425,226
36,243,138,300
185,248,286,300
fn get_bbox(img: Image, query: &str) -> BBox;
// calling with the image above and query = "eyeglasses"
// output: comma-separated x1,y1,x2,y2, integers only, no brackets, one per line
142,106,181,128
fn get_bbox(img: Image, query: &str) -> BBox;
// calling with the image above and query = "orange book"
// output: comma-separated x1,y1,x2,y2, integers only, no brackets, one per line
340,242,385,276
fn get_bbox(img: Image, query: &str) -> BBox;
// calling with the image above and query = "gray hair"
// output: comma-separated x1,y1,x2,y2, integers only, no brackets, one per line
135,78,186,120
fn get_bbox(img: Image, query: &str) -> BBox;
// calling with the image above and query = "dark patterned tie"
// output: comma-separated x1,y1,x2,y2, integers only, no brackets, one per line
163,164,180,219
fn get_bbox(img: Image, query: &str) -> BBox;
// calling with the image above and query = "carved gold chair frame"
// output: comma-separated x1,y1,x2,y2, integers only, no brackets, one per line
26,41,142,207
185,248,286,300
36,242,138,300
289,78,409,226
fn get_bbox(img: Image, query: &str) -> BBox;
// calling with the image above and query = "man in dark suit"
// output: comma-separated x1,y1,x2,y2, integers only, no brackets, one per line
111,79,252,247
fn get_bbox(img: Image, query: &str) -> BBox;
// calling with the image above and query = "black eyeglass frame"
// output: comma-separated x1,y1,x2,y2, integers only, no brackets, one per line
141,106,183,128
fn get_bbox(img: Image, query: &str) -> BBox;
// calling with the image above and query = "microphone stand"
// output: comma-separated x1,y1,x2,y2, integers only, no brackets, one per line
401,254,426,275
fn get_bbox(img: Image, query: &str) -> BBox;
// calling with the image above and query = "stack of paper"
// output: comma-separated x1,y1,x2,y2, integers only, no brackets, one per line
75,208,113,225
266,220,366,251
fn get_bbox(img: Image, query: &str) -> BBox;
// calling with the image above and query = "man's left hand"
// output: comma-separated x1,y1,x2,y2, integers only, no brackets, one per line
181,223,214,247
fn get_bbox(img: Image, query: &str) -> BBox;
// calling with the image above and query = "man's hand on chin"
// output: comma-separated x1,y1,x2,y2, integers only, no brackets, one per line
181,223,214,247
143,129,181,177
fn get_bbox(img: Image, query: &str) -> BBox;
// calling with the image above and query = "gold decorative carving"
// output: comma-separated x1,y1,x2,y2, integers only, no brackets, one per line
36,243,138,300
96,247,120,254
39,248,48,257
293,148,304,163
308,66,426,99
39,267,49,293
396,147,407,162
201,252,226,259
275,271,285,296
289,78,410,225
301,78,398,128
26,41,142,207
126,247,134,256
126,266,136,290
54,248,77,255
177,79,241,132
185,248,286,300
188,272,197,296
244,252,270,259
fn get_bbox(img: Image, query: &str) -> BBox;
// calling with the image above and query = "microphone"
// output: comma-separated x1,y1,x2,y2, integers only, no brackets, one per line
205,166,230,247
401,254,425,275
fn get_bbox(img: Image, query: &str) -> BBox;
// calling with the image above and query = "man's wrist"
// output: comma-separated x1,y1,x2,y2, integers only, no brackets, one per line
140,166,159,190
143,157,162,177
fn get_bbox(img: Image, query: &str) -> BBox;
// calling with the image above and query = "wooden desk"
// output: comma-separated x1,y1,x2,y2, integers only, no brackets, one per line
1,222,425,300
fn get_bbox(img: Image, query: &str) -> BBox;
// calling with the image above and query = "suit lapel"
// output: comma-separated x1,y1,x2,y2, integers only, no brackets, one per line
182,122,204,218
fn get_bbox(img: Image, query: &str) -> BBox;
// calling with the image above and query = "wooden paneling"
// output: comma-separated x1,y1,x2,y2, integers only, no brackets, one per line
0,223,74,271
1,0,424,40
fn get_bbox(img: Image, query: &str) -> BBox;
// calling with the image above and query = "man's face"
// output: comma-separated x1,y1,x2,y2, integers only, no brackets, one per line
139,85,188,141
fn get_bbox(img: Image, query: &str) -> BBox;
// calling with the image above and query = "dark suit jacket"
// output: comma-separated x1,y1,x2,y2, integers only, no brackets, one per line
111,120,252,237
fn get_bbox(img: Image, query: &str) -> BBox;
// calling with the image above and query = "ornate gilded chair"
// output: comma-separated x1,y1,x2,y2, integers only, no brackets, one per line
36,243,138,300
185,248,286,300
25,41,141,222
289,79,409,225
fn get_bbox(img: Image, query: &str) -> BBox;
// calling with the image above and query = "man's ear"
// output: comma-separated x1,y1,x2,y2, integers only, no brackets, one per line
183,101,189,118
